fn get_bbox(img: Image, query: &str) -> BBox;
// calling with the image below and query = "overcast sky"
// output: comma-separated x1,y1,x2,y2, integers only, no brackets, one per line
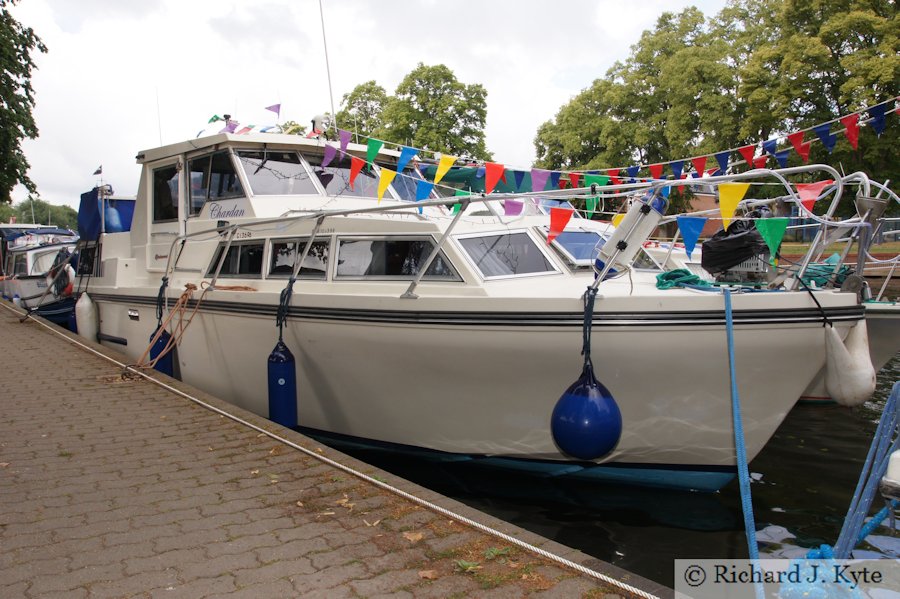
10,0,730,209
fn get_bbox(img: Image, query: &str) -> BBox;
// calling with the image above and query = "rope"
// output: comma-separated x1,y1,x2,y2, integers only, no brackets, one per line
655,268,712,289
796,277,833,328
0,299,660,599
276,276,296,342
581,286,597,362
132,283,210,371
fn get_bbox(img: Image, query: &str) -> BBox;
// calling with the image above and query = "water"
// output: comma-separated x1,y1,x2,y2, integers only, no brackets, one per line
325,355,900,588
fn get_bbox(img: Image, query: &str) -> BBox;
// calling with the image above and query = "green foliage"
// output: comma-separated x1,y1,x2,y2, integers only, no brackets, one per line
335,80,387,136
0,0,47,203
280,120,308,136
9,197,78,229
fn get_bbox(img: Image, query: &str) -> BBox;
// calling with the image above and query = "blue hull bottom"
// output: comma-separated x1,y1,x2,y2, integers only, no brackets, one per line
296,426,736,493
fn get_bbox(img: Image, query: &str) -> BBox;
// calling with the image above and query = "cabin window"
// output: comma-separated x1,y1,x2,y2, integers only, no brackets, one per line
458,232,557,278
152,165,180,222
206,241,264,278
188,151,244,215
12,253,27,276
336,238,458,279
237,151,319,196
542,228,604,268
306,154,382,198
76,243,99,276
269,238,330,279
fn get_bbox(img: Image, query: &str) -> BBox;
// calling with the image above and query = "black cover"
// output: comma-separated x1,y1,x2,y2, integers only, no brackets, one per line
700,219,768,275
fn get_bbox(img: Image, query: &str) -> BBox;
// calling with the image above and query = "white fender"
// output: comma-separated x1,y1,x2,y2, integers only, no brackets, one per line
63,264,76,297
75,292,99,343
824,321,876,406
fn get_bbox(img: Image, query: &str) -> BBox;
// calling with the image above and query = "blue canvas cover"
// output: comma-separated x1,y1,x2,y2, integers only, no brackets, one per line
78,187,101,240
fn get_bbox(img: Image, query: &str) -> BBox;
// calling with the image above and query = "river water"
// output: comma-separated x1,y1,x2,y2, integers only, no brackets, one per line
329,355,900,588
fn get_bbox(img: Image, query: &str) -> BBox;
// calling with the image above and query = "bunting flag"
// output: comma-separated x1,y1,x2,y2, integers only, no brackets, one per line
796,180,834,213
484,162,505,194
691,156,707,176
236,125,255,134
840,114,860,149
715,152,730,173
92,165,102,176
208,114,222,124
670,161,684,180
221,119,239,133
415,180,434,202
649,163,663,179
762,139,778,156
676,216,707,259
322,143,338,168
719,182,750,229
377,168,397,202
434,155,457,185
752,155,768,169
869,104,886,136
366,138,385,168
584,174,609,188
706,168,720,177
813,123,837,153
451,189,468,214
568,172,582,189
531,168,550,192
514,170,526,190
611,213,625,228
787,131,805,154
755,217,789,264
608,168,620,185
798,142,812,162
775,149,790,168
738,144,756,166
548,208,574,244
348,156,365,190
396,146,418,173
265,104,281,118
549,171,562,189
339,129,351,156
585,196,598,219
626,165,640,181
504,199,523,216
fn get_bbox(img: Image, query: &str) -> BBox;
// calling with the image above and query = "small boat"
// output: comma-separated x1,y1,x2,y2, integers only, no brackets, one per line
75,131,875,491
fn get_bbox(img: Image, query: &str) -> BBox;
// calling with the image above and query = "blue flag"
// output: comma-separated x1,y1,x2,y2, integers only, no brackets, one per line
549,171,561,189
670,161,684,179
762,139,778,156
396,146,418,173
676,216,707,259
813,124,837,153
868,104,886,137
715,152,730,173
626,165,640,182
774,149,790,168
514,170,525,191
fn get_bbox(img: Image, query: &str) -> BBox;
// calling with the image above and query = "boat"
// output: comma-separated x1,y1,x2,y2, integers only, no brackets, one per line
74,131,873,491
1,227,79,326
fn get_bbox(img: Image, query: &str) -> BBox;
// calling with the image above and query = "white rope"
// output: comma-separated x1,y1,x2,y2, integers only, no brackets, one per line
0,300,661,599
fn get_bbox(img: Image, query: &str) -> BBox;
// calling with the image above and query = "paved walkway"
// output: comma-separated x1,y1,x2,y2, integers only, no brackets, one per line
0,306,668,598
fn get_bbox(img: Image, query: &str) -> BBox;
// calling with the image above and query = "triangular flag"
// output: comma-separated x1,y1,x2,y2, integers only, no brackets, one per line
691,156,707,176
626,165,640,181
377,168,397,202
813,123,837,153
484,162,505,194
92,165,102,176
434,155,456,185
868,104,886,136
504,199,523,216
738,145,756,166
611,213,625,228
366,138,385,168
265,104,281,118
797,142,811,163
840,114,860,150
670,161,684,180
774,149,790,168
787,131,805,154
415,180,434,202
762,139,778,156
548,208,574,244
718,182,750,229
676,216,707,259
208,114,222,124
396,146,418,173
608,168,620,185
531,168,550,192
339,129,351,156
451,189,468,214
752,155,768,169
236,125,254,134
549,171,562,189
648,163,663,179
754,217,789,263
715,152,730,173
585,196,598,219
796,180,833,213
514,170,526,190
322,143,338,168
568,172,582,189
584,174,609,189
348,156,364,190
706,168,720,177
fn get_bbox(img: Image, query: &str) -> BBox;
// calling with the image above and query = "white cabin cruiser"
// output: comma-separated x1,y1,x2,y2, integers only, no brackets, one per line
78,132,870,491
2,228,78,325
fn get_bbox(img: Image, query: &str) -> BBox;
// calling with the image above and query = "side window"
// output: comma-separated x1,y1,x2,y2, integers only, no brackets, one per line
188,151,244,215
336,238,458,279
13,254,27,275
152,165,180,222
306,154,380,198
458,232,556,278
237,151,319,196
206,242,264,278
76,243,98,276
269,239,329,279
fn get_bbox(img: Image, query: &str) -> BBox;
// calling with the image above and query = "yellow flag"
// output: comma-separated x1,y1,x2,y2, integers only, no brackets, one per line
377,169,397,203
434,155,457,185
718,182,750,230
612,213,625,228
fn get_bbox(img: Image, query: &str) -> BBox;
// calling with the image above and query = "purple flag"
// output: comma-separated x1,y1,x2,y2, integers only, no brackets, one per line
869,104,886,137
531,168,550,192
220,119,239,133
322,143,337,168
339,129,351,156
715,152,730,173
396,146,417,173
513,170,525,190
504,200,523,216
774,149,790,168
813,124,837,153
265,104,281,118
670,161,683,180
676,216,707,259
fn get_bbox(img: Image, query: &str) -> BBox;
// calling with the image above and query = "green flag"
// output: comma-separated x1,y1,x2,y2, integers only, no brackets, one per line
208,114,222,124
366,138,385,170
585,197,598,219
755,218,789,264
584,174,610,188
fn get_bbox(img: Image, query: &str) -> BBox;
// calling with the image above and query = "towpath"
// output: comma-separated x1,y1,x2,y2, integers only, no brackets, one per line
0,305,668,598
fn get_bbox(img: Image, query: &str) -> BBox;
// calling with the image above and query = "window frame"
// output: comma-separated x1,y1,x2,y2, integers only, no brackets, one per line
454,229,561,281
186,150,246,217
334,235,462,282
151,163,181,223
267,236,331,280
236,149,321,198
205,240,266,279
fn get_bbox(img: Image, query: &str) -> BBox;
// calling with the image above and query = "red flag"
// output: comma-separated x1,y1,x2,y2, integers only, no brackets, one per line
484,162,505,194
797,142,811,163
796,180,834,213
648,163,663,179
558,178,569,189
608,168,620,185
691,156,707,176
568,172,581,189
738,145,756,167
787,131,805,154
840,114,860,150
349,156,364,190
753,155,768,169
548,208,574,244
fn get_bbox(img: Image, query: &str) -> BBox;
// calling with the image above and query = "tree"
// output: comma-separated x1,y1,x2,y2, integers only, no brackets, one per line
335,80,387,137
280,120,308,136
13,197,78,229
377,63,491,160
0,0,47,203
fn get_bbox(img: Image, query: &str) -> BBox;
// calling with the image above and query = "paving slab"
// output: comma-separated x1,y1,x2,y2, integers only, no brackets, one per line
0,305,670,598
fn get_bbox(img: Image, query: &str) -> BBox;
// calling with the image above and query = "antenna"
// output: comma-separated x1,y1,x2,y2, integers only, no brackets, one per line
155,86,163,145
318,0,337,132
